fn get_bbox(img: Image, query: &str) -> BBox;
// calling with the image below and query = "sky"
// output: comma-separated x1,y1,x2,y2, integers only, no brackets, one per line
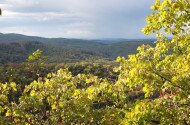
0,0,155,39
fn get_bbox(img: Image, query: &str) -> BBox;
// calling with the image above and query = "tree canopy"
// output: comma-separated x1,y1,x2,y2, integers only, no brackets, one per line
117,0,190,124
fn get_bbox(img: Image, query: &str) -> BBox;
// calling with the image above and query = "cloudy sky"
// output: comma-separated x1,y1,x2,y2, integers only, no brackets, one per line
0,0,155,38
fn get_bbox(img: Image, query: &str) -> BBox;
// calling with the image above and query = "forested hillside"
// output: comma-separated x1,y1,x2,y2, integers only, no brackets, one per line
0,33,154,63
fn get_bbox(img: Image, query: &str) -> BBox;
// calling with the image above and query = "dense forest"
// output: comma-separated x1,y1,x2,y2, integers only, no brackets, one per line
0,33,154,63
0,0,190,124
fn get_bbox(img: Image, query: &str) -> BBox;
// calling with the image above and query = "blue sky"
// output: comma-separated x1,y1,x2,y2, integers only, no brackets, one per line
0,0,155,38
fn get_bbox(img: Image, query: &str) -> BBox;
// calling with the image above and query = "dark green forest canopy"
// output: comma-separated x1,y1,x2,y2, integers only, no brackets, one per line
0,33,154,63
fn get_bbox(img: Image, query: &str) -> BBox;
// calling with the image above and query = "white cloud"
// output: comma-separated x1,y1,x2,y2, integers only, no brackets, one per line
0,0,155,38
0,26,39,36
2,10,80,19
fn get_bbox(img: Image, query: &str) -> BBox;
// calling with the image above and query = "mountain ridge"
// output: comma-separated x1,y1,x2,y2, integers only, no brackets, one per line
0,33,155,43
0,33,154,63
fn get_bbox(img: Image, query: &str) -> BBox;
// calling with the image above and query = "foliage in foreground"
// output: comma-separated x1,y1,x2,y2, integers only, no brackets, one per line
0,0,190,124
0,69,126,124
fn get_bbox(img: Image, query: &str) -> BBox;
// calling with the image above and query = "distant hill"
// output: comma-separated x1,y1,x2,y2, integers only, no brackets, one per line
0,41,106,63
0,33,46,43
0,33,154,63
94,38,156,44
0,33,155,44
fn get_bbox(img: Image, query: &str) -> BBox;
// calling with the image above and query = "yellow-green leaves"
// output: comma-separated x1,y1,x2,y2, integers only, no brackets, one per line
30,90,35,96
10,82,17,91
143,0,190,36
116,0,190,124
27,49,44,62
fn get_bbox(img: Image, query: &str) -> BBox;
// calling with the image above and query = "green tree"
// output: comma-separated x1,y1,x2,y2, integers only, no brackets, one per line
26,49,47,77
116,0,190,124
27,49,45,63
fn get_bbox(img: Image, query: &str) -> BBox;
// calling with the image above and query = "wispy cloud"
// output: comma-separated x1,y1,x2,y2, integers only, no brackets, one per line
0,0,155,38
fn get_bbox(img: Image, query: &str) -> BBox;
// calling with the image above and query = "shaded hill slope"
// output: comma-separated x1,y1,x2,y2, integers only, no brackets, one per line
0,33,154,63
